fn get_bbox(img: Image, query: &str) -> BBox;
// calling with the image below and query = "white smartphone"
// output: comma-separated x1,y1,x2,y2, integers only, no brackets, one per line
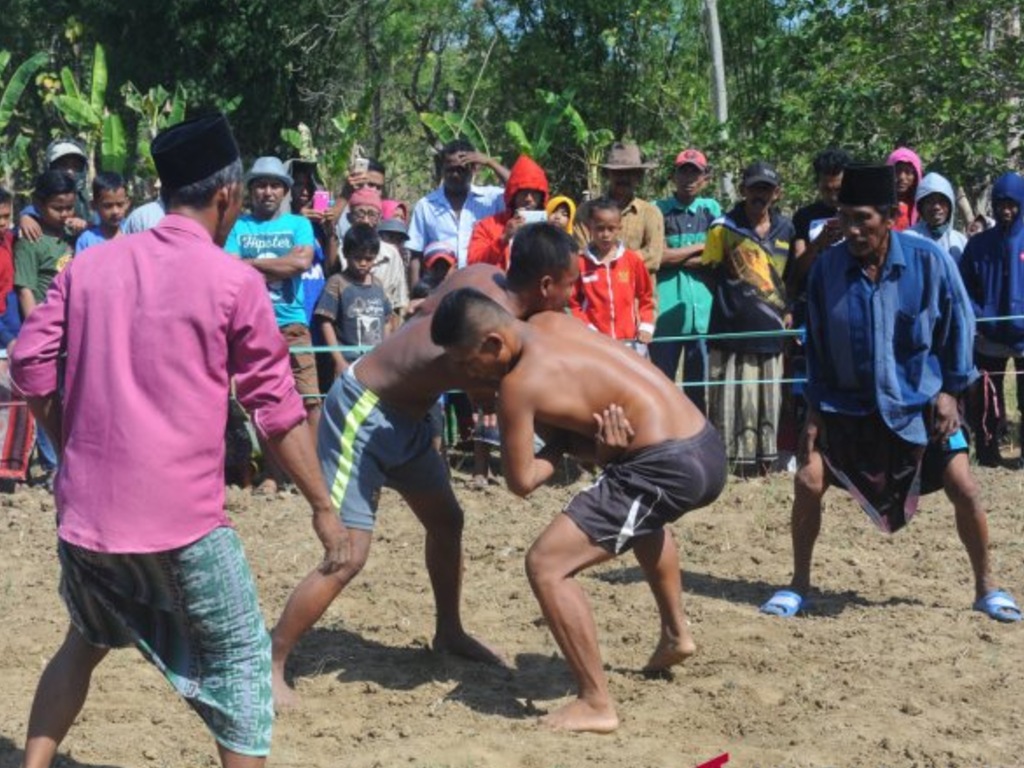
352,157,370,174
518,209,547,224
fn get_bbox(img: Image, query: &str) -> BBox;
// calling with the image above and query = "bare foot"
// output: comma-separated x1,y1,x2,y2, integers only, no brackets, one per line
539,698,619,733
433,630,510,668
643,633,696,672
272,662,299,710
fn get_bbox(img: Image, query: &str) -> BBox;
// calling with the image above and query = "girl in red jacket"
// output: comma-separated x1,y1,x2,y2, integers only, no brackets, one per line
570,198,655,351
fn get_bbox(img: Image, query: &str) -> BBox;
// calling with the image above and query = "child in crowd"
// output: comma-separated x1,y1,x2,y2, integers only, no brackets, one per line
17,138,91,243
14,171,76,486
546,195,577,233
314,223,393,379
570,198,655,355
75,172,131,254
409,241,457,308
15,171,76,320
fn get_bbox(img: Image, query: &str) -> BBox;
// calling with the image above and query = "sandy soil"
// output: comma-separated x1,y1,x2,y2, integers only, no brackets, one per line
2,463,1023,768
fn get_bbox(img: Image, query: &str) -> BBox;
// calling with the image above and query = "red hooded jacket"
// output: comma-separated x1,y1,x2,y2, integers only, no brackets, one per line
468,156,549,271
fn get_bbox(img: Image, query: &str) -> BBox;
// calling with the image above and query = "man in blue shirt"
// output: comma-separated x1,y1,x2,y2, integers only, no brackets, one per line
406,139,509,283
761,164,1020,623
226,156,319,492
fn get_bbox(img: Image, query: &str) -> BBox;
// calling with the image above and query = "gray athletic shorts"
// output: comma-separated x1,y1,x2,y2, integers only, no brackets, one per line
318,366,449,530
564,422,727,554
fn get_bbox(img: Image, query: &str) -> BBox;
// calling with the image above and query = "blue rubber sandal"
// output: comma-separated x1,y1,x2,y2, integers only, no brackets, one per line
760,589,805,618
973,590,1022,623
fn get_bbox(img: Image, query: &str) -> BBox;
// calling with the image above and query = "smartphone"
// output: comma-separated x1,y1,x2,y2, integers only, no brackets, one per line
946,430,968,451
518,209,548,224
312,190,330,213
352,157,370,174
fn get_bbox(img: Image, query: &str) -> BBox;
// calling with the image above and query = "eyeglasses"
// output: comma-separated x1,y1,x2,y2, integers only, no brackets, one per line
350,208,381,222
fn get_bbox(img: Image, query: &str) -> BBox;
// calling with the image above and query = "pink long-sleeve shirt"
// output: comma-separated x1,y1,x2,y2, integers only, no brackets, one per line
11,214,306,553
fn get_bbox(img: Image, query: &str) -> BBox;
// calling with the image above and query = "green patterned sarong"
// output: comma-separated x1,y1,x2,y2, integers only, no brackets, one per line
58,526,273,757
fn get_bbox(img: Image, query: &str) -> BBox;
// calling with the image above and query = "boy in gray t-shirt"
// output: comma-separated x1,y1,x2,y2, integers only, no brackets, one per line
315,223,393,378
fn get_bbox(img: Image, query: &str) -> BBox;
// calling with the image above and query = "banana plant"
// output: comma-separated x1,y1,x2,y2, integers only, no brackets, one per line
564,106,615,198
418,110,490,157
51,43,128,174
122,82,188,177
503,89,579,162
0,50,48,189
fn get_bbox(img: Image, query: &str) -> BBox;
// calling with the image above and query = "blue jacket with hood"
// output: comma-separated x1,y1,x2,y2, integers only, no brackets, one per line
958,173,1024,352
910,172,968,263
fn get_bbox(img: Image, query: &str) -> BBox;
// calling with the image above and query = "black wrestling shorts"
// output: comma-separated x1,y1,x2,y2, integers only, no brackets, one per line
564,422,727,554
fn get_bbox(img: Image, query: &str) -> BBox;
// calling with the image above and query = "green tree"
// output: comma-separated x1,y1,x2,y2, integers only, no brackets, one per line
0,50,48,189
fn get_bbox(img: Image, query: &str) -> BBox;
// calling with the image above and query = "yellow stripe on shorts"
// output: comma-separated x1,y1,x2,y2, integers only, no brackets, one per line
329,387,381,509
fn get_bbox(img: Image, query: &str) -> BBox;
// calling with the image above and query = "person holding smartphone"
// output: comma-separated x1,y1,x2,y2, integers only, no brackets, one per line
467,155,550,272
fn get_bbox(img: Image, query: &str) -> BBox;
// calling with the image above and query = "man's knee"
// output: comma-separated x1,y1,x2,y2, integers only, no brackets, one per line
945,464,982,510
794,455,827,498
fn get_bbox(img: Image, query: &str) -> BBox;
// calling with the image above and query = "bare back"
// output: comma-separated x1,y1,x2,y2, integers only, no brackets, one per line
501,312,705,451
355,264,516,417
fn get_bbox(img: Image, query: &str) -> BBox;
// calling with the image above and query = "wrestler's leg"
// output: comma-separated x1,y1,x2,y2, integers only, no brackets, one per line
632,528,696,671
270,529,373,707
526,514,619,733
942,453,995,601
400,483,507,666
22,625,108,768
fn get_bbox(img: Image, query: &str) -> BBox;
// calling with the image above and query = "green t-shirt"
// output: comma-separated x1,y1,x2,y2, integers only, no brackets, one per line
653,195,721,336
14,234,74,303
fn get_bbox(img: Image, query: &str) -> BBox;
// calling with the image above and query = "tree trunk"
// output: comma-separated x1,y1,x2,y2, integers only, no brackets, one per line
704,0,734,200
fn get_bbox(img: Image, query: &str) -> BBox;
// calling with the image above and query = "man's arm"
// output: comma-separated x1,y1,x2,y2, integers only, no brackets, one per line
17,287,36,319
662,243,706,267
264,421,349,573
932,254,979,439
228,273,347,571
639,204,665,274
498,383,558,497
463,151,511,184
787,220,843,295
246,245,314,281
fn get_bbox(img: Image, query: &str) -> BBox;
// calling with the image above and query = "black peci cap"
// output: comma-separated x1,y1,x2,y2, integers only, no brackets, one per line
151,113,240,190
838,164,897,207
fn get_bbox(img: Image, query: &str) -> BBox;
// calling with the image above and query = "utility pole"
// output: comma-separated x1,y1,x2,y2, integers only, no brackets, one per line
704,0,734,200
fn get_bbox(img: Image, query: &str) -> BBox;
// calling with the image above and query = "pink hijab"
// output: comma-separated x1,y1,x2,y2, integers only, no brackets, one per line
381,199,409,222
887,147,923,229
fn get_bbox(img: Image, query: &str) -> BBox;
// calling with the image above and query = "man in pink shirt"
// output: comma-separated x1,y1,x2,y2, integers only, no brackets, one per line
11,114,347,768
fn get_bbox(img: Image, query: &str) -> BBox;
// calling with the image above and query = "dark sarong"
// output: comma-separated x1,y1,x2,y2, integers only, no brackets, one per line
820,411,965,534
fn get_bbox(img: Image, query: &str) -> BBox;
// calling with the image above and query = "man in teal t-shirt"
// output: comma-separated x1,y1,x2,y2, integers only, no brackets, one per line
225,157,319,491
652,148,721,413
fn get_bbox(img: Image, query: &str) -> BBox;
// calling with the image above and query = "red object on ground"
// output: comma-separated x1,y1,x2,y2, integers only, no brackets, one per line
695,754,729,768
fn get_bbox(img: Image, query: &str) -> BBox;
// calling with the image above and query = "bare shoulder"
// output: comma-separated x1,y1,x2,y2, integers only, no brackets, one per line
417,264,508,316
527,310,583,334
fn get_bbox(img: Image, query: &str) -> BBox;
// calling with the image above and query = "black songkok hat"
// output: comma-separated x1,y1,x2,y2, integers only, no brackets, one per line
151,113,240,190
838,164,897,207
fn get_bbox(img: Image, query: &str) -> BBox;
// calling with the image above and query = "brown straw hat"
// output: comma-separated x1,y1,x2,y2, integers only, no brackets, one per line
600,141,658,170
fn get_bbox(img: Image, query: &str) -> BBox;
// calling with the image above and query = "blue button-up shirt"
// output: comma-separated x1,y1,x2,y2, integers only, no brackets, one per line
407,184,504,268
805,231,978,445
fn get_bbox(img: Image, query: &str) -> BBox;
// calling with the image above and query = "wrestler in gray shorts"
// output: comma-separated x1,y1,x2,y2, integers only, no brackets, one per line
318,366,450,530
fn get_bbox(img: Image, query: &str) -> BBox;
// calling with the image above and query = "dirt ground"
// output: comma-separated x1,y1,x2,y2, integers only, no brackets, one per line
2,460,1023,768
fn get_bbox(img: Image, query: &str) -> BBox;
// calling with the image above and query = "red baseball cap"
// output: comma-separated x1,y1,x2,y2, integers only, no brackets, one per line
674,149,708,171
